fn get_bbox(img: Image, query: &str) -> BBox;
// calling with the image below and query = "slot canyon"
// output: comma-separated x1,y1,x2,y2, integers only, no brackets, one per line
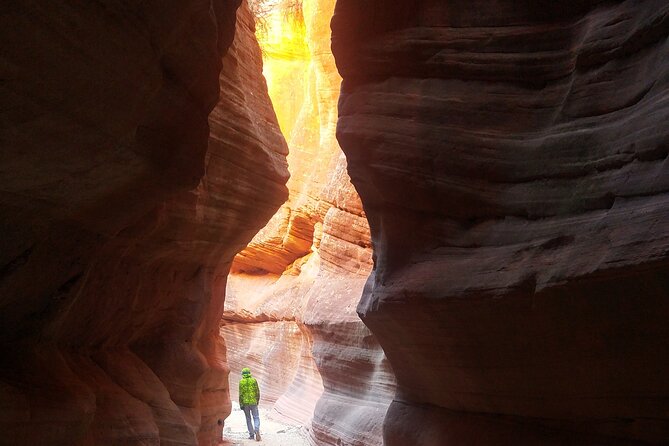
0,1,667,446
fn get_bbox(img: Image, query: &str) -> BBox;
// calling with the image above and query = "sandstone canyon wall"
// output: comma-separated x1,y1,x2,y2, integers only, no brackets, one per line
222,0,395,444
332,0,669,445
0,2,289,445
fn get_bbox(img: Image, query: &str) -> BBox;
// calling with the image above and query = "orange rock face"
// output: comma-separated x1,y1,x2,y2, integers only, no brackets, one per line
332,1,669,444
223,0,395,444
0,2,287,445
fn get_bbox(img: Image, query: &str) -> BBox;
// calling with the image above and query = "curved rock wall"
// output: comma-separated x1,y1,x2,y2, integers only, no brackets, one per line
0,1,288,445
224,169,395,443
332,0,669,444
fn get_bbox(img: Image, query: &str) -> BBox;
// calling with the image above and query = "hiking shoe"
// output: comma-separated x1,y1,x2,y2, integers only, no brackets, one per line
248,433,255,439
255,430,261,441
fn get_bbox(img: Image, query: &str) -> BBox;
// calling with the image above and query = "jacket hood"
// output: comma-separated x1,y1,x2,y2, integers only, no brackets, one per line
241,367,251,376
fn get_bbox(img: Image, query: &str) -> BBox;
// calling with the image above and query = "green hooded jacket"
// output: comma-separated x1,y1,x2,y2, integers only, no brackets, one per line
239,368,260,406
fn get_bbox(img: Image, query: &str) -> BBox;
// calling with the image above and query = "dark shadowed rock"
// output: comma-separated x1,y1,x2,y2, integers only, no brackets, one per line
332,0,669,444
0,2,288,445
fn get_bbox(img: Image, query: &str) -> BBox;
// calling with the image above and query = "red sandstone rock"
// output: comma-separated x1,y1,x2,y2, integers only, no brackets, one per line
220,318,325,425
0,2,288,445
332,0,669,444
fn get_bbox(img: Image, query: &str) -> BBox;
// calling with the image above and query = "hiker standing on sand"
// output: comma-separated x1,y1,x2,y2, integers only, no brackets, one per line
239,367,261,441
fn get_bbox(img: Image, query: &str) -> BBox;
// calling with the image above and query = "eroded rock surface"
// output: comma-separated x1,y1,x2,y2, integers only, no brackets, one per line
0,2,288,445
224,173,394,444
332,1,669,444
223,0,395,444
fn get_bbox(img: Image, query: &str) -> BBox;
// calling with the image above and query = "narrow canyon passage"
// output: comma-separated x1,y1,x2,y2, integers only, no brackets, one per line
220,1,395,444
1,1,668,446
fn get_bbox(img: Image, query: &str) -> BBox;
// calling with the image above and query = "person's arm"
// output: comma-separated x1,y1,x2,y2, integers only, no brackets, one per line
255,380,260,404
239,381,244,408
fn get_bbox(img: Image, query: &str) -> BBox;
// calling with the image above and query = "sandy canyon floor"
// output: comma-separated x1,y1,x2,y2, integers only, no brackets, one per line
219,404,310,446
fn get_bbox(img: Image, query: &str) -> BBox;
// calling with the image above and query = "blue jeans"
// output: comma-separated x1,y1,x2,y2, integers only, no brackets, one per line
242,404,260,436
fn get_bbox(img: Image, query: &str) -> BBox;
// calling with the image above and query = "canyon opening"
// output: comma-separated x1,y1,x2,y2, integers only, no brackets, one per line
1,1,668,446
220,0,395,444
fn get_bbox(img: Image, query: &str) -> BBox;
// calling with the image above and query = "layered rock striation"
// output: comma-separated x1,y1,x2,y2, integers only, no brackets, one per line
223,169,395,443
0,2,288,445
332,1,669,444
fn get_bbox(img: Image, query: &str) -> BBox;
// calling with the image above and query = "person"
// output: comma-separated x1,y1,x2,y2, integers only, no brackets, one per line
239,367,261,441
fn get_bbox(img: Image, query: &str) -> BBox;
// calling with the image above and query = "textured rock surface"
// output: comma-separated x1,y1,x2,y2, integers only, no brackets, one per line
332,0,669,444
223,0,395,444
220,316,324,426
0,2,288,445
303,273,396,446
224,207,394,444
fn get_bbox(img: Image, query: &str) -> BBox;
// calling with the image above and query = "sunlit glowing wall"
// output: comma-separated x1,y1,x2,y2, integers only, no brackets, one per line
257,7,311,141
255,0,342,207
232,0,343,274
